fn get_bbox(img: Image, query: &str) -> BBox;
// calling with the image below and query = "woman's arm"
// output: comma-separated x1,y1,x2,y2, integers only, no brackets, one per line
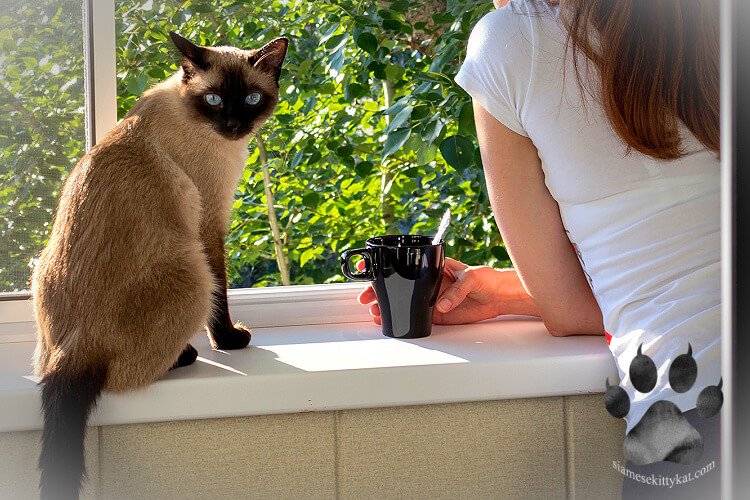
473,101,604,336
358,257,540,326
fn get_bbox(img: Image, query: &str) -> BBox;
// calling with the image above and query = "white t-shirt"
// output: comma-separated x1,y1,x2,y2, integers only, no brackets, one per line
455,0,720,433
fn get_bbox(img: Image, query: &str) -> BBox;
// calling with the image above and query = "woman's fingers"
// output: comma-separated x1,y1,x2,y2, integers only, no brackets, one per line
357,255,473,322
444,257,469,274
354,259,377,305
436,267,471,313
357,285,376,304
369,302,380,317
369,302,381,325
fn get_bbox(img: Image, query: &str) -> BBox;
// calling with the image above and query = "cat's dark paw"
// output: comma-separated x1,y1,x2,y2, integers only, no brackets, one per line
207,322,252,350
604,344,723,465
171,343,198,370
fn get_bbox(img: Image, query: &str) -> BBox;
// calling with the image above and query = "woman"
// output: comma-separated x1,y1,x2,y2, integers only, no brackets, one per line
358,0,720,497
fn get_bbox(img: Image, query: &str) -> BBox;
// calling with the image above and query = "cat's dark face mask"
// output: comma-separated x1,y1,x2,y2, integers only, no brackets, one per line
169,32,288,141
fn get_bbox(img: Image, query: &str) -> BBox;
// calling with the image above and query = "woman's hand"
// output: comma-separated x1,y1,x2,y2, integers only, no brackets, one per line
355,257,534,325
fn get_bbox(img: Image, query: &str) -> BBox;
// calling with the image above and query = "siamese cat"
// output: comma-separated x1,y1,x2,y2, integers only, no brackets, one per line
31,32,288,499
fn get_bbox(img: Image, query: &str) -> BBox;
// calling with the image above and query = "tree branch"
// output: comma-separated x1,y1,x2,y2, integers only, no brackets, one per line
255,133,292,286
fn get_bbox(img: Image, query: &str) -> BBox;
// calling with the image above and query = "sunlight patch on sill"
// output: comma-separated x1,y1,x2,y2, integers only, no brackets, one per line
258,338,470,372
196,357,248,376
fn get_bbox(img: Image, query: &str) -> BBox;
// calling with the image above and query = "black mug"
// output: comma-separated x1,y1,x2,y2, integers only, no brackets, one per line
341,235,445,339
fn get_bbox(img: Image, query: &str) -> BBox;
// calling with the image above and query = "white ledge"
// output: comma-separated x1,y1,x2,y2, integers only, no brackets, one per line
0,282,372,342
0,316,617,432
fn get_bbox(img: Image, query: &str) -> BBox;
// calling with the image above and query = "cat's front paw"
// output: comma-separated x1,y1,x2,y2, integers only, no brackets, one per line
170,343,199,370
207,322,252,350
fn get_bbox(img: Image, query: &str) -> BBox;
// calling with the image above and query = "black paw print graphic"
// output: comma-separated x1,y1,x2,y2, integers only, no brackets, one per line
604,344,723,465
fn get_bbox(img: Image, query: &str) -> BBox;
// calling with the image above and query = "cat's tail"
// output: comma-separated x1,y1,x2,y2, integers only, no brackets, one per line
39,360,107,500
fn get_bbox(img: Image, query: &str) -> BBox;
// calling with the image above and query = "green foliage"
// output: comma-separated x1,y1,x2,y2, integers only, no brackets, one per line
0,0,512,292
0,0,85,291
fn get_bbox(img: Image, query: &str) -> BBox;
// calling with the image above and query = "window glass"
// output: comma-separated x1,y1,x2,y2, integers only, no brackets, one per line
0,0,506,294
115,0,507,290
0,0,85,292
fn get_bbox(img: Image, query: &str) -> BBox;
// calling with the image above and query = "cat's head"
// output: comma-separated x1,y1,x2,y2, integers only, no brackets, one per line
169,31,288,140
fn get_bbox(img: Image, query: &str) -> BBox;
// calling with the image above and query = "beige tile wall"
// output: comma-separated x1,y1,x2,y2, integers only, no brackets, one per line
99,412,336,500
565,395,626,500
0,428,99,500
337,399,566,500
0,396,624,499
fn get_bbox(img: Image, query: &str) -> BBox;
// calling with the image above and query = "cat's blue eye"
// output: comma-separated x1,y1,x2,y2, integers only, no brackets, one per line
245,92,262,105
204,93,222,106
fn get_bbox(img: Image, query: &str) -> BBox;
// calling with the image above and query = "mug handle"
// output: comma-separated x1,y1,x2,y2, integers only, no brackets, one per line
340,248,374,281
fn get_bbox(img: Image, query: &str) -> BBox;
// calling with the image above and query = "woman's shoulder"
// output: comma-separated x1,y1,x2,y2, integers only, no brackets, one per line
467,1,564,65
473,1,559,34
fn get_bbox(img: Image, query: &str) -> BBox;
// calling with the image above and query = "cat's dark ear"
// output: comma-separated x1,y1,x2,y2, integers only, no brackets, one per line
248,37,289,84
169,31,210,72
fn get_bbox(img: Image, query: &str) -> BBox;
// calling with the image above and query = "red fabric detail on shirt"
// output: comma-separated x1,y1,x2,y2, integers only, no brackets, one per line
604,330,612,345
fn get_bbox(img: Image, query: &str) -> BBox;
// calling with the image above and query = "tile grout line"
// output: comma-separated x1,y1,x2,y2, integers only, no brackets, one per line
334,410,340,500
97,425,103,500
562,397,573,500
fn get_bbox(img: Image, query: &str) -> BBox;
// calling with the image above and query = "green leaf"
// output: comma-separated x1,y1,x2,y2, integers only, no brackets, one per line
300,248,316,267
432,12,455,24
290,150,304,169
303,192,321,207
22,57,37,69
473,146,484,169
344,82,366,100
458,102,475,135
384,64,404,82
353,15,377,27
421,116,444,145
385,99,410,116
439,135,474,170
491,246,510,261
419,92,444,103
276,114,294,125
382,128,411,160
318,82,336,94
126,73,148,95
417,144,438,164
382,19,403,31
403,133,425,154
411,105,429,121
389,0,410,13
404,166,421,178
337,144,354,156
325,33,347,50
378,9,402,21
147,67,166,79
356,32,378,55
384,105,413,134
355,161,374,178
368,61,386,80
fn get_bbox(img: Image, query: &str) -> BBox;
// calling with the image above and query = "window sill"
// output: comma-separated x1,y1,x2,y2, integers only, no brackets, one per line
0,314,617,433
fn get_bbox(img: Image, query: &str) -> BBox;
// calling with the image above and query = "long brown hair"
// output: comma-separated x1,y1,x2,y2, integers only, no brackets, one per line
550,0,719,159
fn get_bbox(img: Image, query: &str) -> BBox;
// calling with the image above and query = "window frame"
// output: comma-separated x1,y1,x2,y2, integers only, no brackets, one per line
0,282,371,343
84,0,118,148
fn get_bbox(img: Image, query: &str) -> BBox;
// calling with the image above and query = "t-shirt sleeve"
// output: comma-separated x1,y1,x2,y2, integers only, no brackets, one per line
454,7,532,137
